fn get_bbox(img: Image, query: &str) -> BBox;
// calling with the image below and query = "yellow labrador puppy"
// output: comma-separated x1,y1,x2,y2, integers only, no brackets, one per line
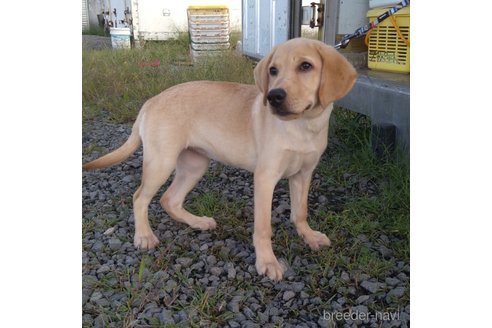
83,38,357,281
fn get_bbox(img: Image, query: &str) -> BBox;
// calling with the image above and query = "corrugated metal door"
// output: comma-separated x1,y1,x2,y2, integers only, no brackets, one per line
82,0,89,31
242,0,290,59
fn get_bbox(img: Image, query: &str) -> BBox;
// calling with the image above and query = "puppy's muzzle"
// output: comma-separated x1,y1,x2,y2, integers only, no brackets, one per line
267,88,287,108
267,88,292,116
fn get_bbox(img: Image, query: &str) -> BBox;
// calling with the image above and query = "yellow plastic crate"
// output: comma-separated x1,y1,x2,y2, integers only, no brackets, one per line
366,6,410,73
187,5,229,18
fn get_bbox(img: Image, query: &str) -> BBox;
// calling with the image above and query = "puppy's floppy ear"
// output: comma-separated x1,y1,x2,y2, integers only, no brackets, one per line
315,42,357,108
254,47,276,106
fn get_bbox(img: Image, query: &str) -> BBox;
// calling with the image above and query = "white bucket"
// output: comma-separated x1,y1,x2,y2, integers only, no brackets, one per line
110,27,131,49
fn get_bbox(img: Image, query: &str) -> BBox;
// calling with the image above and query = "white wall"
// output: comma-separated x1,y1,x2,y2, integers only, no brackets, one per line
133,0,242,41
85,0,241,36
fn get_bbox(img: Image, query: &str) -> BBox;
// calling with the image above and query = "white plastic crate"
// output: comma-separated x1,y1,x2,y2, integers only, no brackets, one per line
190,42,231,51
190,30,230,44
187,5,230,61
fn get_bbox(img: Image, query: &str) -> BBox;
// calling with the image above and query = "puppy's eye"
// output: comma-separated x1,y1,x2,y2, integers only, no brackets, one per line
269,67,278,76
300,62,312,72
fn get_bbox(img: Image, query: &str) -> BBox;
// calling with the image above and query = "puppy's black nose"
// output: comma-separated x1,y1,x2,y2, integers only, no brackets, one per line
267,88,287,107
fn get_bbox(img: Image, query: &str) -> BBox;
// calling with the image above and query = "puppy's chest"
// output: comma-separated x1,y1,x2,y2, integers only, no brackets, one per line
280,150,320,177
278,134,326,177
258,114,329,177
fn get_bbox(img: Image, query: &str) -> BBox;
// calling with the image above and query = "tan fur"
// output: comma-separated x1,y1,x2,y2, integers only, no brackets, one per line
83,38,357,281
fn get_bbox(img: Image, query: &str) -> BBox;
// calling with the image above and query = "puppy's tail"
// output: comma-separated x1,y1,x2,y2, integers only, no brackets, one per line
83,124,141,171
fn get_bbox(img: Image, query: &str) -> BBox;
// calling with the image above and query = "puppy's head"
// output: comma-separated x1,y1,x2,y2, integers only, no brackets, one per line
254,38,357,120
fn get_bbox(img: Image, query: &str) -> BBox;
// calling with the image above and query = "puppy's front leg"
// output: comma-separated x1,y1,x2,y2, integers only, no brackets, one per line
253,169,285,281
289,171,331,250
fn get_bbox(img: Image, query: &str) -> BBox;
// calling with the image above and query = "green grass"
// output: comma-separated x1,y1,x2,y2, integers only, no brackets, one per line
83,25,106,36
83,33,254,123
313,108,410,273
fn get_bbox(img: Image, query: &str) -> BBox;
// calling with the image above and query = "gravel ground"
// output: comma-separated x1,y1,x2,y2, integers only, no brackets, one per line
83,119,409,327
82,35,112,50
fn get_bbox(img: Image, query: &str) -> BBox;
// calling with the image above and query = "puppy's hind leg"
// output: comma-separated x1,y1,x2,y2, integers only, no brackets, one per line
160,149,217,230
133,149,178,249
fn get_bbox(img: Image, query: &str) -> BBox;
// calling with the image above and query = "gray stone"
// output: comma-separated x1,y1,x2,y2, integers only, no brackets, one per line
258,310,269,323
340,271,350,282
396,272,409,282
83,274,98,287
378,245,393,258
386,286,406,303
96,264,110,274
317,317,329,328
243,306,255,320
227,296,243,313
207,255,217,265
94,298,110,307
385,277,401,286
90,291,103,302
210,266,223,276
234,312,246,322
162,230,173,240
153,270,169,281
176,257,193,268
274,202,290,214
356,295,370,304
249,302,261,312
269,306,279,316
82,314,93,326
220,246,231,258
360,280,383,293
93,313,109,328
174,310,188,323
91,240,104,252
89,191,98,200
283,290,296,301
108,238,122,250
226,263,236,279
228,320,240,328
242,320,259,328
351,305,369,324
159,309,175,325
165,279,178,292
291,282,305,292
399,311,410,324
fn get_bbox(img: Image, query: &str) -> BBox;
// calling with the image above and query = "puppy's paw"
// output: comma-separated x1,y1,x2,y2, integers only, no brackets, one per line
256,256,286,281
303,230,331,250
190,216,217,231
134,231,159,249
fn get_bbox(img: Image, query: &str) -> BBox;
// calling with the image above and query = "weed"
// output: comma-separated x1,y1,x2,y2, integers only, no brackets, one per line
83,40,254,123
